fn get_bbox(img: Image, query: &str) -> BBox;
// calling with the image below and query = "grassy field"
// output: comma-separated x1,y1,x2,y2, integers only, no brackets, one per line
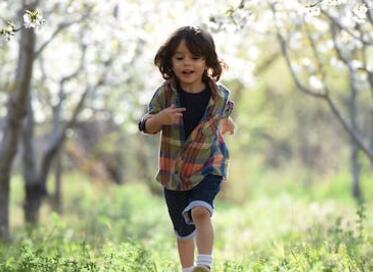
1,168,373,271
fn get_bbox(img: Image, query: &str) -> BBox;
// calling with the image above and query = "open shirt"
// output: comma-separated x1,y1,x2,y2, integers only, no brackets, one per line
140,78,234,191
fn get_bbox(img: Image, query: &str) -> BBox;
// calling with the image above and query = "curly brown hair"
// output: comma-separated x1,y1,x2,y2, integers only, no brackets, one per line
154,26,227,81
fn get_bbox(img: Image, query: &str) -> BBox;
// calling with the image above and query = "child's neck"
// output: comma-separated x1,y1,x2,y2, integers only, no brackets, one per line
179,80,206,94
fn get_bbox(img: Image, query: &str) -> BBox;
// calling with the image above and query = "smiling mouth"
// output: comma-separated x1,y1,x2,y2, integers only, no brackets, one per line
182,70,194,75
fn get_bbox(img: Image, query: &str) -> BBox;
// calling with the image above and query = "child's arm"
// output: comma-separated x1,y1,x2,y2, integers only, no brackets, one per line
144,104,186,134
219,116,236,135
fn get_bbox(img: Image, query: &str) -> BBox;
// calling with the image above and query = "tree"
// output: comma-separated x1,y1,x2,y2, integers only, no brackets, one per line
269,0,372,200
216,0,372,200
0,0,157,239
0,0,42,241
20,4,95,224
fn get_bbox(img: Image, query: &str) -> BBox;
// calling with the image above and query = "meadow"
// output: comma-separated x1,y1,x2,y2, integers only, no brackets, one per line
1,158,372,272
1,1,373,271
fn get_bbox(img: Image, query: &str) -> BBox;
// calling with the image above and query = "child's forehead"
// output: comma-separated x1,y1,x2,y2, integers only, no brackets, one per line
174,40,190,53
173,39,203,55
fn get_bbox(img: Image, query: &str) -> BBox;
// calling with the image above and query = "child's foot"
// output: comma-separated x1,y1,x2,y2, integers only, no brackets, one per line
193,265,210,272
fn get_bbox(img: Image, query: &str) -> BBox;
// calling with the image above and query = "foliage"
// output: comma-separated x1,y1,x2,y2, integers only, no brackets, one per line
2,174,372,271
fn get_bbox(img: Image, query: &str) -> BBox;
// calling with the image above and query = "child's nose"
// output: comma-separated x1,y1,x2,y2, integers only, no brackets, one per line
183,57,193,65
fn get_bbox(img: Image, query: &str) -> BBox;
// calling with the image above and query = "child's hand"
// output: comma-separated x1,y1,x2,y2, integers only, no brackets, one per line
156,104,186,125
220,117,236,135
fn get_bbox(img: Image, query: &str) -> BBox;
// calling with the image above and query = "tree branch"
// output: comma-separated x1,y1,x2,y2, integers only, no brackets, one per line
303,22,329,89
324,89,373,160
357,25,373,99
34,5,93,57
39,52,115,192
269,2,326,98
269,0,373,161
322,10,373,46
361,0,373,26
254,51,280,76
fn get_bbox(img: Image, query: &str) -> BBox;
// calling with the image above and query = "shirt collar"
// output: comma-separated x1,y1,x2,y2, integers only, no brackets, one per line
166,77,225,103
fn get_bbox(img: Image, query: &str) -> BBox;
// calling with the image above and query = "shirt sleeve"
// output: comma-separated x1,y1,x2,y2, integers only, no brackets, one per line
217,84,234,119
138,85,165,134
222,99,234,119
147,86,164,115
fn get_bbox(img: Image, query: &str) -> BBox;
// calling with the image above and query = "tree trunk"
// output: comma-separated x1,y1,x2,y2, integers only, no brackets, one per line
0,1,37,240
40,88,89,194
370,106,373,169
52,150,63,214
350,140,361,200
348,70,362,201
0,178,10,241
22,95,43,224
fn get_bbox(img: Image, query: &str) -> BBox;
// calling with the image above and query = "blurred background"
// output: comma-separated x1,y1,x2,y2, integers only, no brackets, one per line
0,0,372,271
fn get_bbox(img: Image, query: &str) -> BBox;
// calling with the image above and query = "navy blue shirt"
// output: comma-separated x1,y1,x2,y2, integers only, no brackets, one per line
178,84,211,140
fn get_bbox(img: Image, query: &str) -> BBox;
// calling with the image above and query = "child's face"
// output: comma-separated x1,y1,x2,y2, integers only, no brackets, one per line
171,39,207,90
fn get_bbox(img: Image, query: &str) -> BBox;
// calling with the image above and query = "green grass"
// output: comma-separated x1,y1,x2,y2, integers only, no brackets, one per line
1,170,373,271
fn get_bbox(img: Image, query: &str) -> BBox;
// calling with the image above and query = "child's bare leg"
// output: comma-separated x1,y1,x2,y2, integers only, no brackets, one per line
177,238,195,268
191,207,213,254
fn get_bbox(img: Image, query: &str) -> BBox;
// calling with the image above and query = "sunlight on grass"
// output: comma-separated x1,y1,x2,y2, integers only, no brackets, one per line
4,171,373,271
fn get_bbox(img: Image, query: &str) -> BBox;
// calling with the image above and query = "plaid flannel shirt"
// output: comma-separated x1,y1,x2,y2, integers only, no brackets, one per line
140,78,234,191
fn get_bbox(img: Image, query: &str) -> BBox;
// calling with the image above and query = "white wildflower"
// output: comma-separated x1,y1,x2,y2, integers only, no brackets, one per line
23,9,46,29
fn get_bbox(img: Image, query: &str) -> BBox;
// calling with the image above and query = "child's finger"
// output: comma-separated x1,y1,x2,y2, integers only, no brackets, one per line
173,107,186,112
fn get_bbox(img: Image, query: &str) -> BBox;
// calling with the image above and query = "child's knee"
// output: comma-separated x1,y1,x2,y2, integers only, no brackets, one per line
191,207,210,221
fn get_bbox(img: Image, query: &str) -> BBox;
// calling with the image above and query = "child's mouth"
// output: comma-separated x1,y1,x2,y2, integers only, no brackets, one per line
182,70,194,75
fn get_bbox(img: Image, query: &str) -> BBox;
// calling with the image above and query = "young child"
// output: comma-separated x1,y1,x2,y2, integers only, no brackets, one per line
138,26,235,272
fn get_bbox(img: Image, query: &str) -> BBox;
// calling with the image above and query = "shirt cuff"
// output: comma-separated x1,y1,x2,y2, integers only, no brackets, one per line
138,114,157,134
222,100,234,118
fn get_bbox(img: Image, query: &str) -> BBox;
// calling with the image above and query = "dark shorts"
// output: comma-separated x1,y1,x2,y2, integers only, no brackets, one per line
163,174,223,240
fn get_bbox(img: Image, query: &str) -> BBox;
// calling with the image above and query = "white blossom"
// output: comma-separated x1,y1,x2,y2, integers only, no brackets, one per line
325,0,343,6
313,18,328,31
350,60,363,70
367,63,373,73
0,2,8,17
352,4,368,23
301,58,312,68
283,0,302,10
247,46,259,60
0,22,15,41
289,32,302,50
231,8,252,29
23,9,46,29
340,11,356,28
309,75,323,90
304,6,321,17
330,57,345,71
